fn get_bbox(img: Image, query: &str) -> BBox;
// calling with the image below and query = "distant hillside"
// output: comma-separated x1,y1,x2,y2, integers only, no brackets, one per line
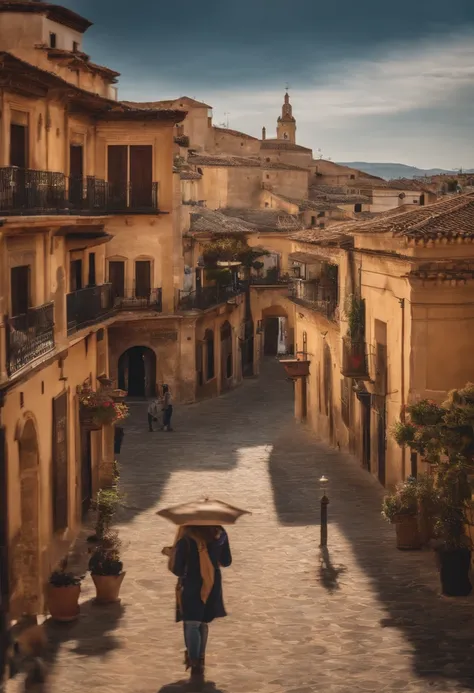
337,162,474,181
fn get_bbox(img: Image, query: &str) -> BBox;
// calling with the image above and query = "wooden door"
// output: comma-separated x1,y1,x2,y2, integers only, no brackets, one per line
81,430,92,517
109,260,125,297
107,145,128,208
135,260,151,298
52,392,68,532
129,145,152,208
10,265,30,316
70,259,83,291
10,124,28,168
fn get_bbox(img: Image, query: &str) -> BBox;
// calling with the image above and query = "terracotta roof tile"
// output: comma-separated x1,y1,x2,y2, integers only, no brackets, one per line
221,207,305,232
261,139,312,152
213,126,258,141
188,154,307,171
188,208,257,235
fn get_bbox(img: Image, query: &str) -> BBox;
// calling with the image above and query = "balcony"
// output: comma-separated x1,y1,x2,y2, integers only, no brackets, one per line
341,336,369,378
107,181,159,214
178,284,244,311
113,288,162,312
67,284,114,334
249,270,290,286
0,167,160,216
289,279,338,322
6,302,55,375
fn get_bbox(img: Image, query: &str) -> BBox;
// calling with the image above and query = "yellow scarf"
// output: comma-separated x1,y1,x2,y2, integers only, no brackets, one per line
168,527,215,604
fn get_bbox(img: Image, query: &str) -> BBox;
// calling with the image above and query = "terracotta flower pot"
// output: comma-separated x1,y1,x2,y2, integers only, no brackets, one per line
394,514,422,550
47,584,81,622
92,572,126,604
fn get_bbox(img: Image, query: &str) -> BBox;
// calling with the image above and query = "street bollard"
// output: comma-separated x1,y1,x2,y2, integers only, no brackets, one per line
319,475,329,547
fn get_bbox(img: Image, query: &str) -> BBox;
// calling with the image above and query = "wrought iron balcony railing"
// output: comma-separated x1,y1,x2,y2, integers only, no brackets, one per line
113,288,162,311
67,284,114,334
6,302,55,375
0,168,160,215
289,279,339,322
107,181,159,213
178,284,244,311
248,272,290,286
341,336,369,378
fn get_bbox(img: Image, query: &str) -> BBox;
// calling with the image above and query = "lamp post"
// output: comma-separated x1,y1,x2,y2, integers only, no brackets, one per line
319,475,329,547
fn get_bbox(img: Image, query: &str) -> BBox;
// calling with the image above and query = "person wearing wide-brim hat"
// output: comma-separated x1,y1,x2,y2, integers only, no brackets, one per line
163,525,232,681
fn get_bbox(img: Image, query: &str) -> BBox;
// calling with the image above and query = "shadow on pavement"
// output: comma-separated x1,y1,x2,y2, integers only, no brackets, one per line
318,546,347,593
268,429,474,689
157,680,227,693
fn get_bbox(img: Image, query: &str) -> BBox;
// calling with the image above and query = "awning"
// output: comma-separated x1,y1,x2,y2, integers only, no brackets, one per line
289,252,322,265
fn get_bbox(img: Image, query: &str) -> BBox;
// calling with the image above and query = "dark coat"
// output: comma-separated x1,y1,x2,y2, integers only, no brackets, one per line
171,530,232,623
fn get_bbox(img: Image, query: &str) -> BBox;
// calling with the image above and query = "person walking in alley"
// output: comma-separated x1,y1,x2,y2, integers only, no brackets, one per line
161,384,173,432
147,396,160,432
163,525,232,681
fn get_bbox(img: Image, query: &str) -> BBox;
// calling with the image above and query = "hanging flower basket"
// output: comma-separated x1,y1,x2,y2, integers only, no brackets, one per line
279,358,310,378
78,385,129,428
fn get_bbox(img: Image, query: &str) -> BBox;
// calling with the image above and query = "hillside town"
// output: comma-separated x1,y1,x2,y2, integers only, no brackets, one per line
1,1,474,692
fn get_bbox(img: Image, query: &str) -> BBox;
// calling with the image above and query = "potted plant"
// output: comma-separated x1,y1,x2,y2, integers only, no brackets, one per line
382,478,422,550
47,559,83,622
392,387,474,596
89,530,125,604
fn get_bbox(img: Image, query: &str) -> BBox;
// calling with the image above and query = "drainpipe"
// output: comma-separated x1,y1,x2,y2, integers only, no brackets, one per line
399,297,406,479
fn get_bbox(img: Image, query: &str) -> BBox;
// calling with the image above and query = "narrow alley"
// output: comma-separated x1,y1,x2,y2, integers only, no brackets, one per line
14,361,474,693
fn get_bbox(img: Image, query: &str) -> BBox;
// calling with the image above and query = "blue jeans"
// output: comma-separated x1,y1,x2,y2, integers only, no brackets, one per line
163,405,173,428
183,621,209,662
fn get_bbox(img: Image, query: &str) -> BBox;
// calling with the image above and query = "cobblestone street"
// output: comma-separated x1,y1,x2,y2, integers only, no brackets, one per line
12,360,474,693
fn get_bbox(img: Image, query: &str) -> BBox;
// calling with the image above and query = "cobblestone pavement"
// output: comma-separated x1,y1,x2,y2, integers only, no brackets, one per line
9,360,474,693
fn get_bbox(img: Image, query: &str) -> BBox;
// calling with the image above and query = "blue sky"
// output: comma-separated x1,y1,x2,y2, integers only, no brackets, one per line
63,0,474,169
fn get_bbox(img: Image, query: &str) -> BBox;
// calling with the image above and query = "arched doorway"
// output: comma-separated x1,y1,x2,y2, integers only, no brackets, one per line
220,322,233,390
262,306,289,356
118,346,157,398
12,418,40,617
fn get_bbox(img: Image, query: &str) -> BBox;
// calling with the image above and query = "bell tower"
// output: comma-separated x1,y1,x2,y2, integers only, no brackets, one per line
277,91,296,144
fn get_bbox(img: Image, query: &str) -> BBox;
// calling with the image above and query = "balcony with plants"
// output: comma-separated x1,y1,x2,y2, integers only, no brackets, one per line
341,293,369,379
289,262,339,322
67,284,114,334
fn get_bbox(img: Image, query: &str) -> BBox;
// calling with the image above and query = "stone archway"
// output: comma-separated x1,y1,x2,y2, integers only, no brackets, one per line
262,305,289,356
118,345,157,398
11,418,41,618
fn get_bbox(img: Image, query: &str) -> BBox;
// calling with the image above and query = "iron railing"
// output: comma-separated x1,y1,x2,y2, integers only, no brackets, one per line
341,336,369,378
6,302,55,375
0,168,160,215
178,284,243,311
289,279,339,321
67,284,114,334
248,272,290,286
113,288,162,311
107,181,159,213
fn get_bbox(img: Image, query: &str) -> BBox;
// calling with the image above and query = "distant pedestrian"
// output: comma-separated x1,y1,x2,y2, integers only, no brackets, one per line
147,397,160,432
161,384,173,432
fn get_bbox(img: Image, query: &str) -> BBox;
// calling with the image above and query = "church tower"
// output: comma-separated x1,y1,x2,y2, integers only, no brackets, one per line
277,92,296,144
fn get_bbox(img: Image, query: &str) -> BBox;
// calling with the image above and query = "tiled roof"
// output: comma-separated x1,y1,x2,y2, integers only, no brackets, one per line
271,193,340,212
122,96,211,111
309,185,370,204
180,171,202,180
221,207,305,232
0,1,92,32
213,126,258,141
318,193,474,240
261,139,312,153
188,208,257,235
290,227,354,248
188,154,307,171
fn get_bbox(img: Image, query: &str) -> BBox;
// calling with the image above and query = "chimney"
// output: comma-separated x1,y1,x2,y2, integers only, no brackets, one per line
262,126,266,141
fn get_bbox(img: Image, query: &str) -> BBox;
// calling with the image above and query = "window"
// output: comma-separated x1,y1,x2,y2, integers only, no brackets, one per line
319,222,325,229
72,41,79,52
70,259,83,292
49,32,57,49
107,144,153,208
350,174,355,180
354,203,362,213
265,202,269,208
317,211,325,218
311,216,316,226
109,260,125,297
10,123,28,168
11,265,30,316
